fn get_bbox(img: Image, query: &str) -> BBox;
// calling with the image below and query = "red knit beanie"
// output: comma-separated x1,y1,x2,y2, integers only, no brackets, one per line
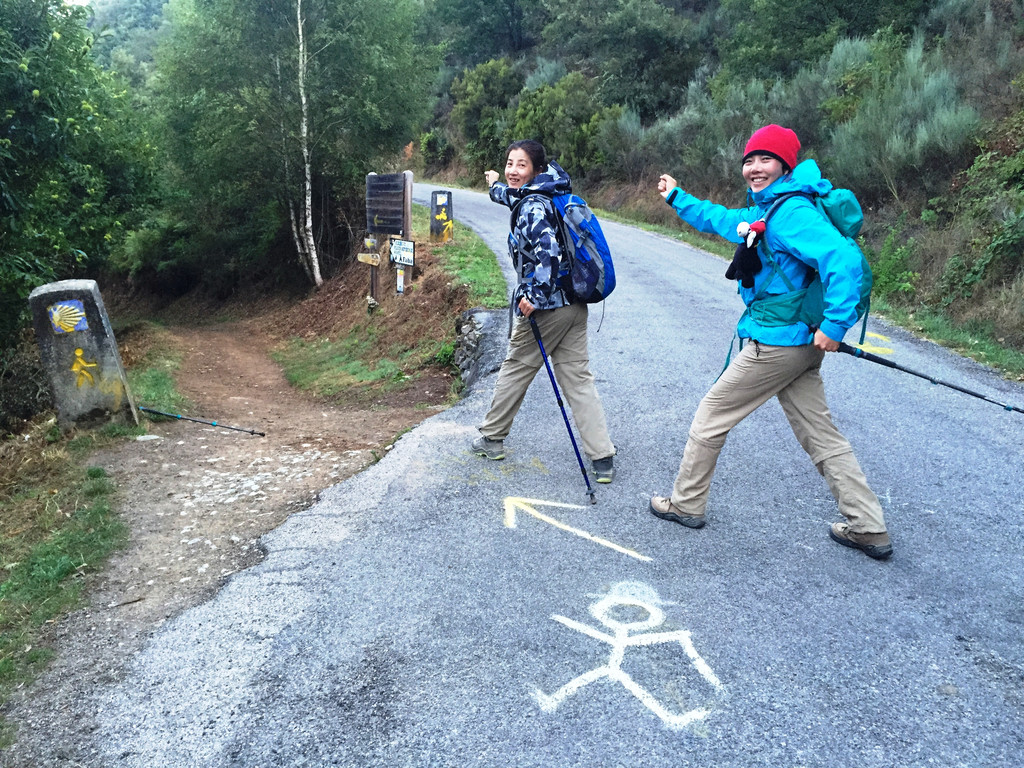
742,124,800,171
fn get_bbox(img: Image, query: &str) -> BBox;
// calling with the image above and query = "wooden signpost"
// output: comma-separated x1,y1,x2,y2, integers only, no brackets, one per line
364,171,413,305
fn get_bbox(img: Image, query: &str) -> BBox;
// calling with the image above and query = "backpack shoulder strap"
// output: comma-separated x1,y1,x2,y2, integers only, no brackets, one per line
512,192,568,255
758,191,819,295
763,191,814,223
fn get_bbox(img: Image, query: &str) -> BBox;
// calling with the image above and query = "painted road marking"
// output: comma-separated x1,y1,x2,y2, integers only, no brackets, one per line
533,582,723,730
858,331,893,355
503,497,652,562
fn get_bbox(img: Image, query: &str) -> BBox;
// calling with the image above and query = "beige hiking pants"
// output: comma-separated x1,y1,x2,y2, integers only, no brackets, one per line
479,303,615,461
670,341,887,533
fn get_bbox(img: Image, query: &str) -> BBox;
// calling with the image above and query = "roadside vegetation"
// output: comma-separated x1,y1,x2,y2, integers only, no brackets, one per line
3,0,1023,389
0,405,154,745
0,208,504,737
414,0,1024,377
270,204,506,403
0,0,1022,747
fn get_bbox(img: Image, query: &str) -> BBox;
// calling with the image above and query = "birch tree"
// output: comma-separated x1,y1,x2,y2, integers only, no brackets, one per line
154,0,434,288
293,0,322,285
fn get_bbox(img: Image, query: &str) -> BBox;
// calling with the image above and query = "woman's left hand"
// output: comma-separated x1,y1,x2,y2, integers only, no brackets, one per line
813,328,839,352
657,173,678,198
518,297,535,317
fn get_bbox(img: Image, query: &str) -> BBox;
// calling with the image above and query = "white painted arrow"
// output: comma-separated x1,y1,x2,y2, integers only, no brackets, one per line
503,497,652,562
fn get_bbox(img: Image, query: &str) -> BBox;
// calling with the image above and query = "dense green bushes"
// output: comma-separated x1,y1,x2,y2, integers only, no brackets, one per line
420,0,1023,352
4,0,1024,382
1,0,155,348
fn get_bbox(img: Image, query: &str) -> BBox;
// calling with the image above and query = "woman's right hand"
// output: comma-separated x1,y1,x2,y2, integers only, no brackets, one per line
485,170,499,186
657,173,677,198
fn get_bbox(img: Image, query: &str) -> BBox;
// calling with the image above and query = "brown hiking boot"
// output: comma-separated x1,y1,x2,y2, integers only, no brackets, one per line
649,496,706,529
829,522,893,560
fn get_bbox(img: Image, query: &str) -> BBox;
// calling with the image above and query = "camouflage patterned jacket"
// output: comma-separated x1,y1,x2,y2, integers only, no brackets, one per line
489,161,572,314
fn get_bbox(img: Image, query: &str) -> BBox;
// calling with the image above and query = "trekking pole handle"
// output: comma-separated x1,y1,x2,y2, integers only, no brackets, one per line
838,342,899,370
529,315,544,346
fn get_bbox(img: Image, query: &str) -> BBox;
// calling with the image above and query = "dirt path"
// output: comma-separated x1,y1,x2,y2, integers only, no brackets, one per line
2,321,448,767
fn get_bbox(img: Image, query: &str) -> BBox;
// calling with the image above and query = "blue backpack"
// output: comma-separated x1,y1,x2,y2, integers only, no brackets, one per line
551,193,616,304
516,192,615,304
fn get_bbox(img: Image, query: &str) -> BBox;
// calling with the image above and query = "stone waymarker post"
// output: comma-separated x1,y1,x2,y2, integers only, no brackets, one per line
429,190,454,243
28,279,139,429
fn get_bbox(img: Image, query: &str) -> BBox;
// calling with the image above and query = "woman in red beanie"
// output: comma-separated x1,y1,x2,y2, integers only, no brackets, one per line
649,124,892,560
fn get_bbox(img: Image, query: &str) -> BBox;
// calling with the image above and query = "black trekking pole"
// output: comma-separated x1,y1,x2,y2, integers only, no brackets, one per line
138,406,267,436
529,316,598,504
837,343,1024,415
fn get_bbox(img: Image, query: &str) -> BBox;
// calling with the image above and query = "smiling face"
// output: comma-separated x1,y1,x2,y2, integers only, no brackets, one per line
504,148,537,189
742,154,786,193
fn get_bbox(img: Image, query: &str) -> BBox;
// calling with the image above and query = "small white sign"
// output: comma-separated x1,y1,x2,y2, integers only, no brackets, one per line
390,238,415,266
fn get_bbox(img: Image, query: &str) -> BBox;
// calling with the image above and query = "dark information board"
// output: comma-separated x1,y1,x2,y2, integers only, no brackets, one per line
366,173,407,235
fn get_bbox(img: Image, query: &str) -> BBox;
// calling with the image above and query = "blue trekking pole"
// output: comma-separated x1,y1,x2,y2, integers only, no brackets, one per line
837,343,1024,415
529,316,598,504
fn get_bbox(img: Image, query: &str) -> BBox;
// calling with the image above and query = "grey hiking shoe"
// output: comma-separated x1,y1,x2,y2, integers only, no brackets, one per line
471,435,505,460
828,522,893,560
592,456,615,484
649,496,706,529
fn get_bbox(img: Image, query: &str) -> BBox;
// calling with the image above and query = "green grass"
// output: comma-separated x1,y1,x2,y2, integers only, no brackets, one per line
271,327,415,398
870,299,1024,379
412,204,508,308
0,457,125,746
124,324,192,423
272,206,505,401
128,343,189,414
0,321,185,744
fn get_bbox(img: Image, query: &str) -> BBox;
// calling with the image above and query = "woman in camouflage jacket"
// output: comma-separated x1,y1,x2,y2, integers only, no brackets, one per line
470,140,616,483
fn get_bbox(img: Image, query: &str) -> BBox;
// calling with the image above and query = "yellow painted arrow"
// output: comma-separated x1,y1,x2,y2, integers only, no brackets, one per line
856,332,893,355
503,497,652,562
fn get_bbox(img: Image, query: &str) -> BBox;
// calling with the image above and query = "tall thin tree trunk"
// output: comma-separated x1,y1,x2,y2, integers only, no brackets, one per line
276,55,313,284
297,0,323,287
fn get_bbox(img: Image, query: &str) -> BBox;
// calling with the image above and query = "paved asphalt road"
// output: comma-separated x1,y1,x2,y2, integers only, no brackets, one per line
95,184,1024,767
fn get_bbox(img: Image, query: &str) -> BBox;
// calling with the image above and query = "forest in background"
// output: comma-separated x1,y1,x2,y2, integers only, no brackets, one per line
2,0,1024,428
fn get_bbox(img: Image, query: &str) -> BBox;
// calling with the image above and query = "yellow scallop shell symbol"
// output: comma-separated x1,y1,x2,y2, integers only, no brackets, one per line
49,303,86,333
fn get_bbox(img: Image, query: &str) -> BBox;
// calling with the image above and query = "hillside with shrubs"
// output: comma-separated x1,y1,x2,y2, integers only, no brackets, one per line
3,0,1024,431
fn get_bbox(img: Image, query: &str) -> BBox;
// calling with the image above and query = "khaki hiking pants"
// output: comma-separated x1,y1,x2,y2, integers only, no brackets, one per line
670,341,887,533
479,303,615,461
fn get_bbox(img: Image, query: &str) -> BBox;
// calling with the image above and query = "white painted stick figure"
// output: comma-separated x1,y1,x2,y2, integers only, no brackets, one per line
533,582,723,730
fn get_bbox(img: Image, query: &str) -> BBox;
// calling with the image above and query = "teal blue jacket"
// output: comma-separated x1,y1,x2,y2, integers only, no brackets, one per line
665,159,865,346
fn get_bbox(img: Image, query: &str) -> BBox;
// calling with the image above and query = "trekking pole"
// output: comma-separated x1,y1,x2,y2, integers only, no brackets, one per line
837,343,1024,415
529,316,598,504
138,406,267,436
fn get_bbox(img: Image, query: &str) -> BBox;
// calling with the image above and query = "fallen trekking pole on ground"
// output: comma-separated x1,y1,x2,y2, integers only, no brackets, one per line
529,316,598,504
138,406,267,436
837,342,1024,415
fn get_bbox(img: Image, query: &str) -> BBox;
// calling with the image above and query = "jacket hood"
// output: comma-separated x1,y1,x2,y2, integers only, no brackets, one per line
749,159,833,206
505,159,573,203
